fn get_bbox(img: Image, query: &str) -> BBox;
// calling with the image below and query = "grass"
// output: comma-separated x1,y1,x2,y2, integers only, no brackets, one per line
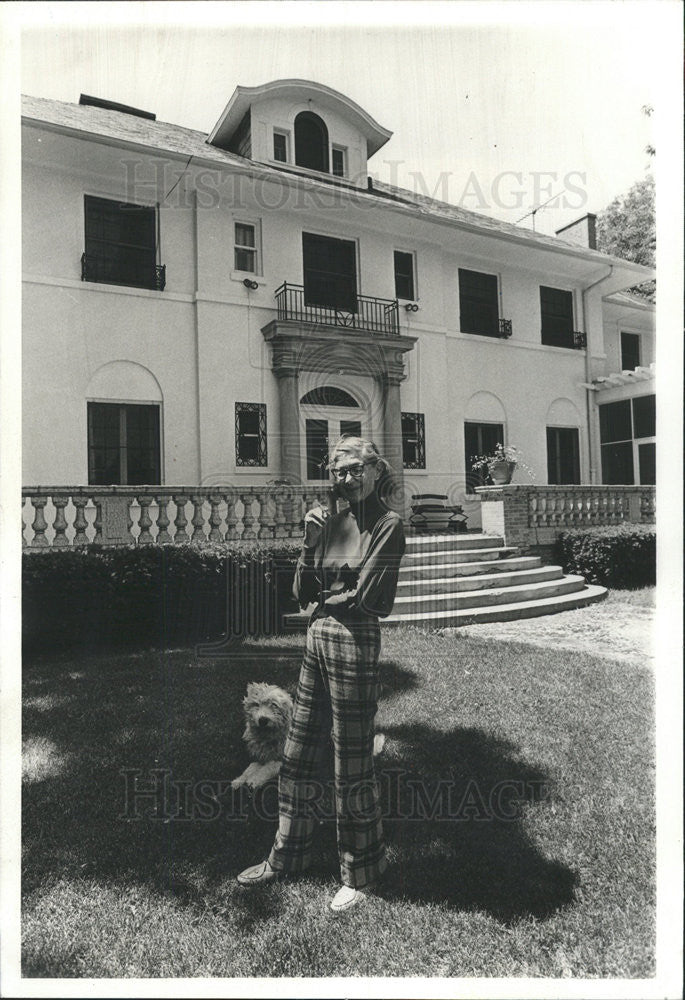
22,597,655,979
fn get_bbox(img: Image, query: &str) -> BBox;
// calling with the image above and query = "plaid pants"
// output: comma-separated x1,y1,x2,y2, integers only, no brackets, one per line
268,612,386,888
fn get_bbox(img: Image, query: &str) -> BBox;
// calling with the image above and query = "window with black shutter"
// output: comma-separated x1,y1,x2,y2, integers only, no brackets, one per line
394,251,415,300
540,286,574,348
459,269,499,337
464,421,504,492
620,332,641,372
546,427,581,484
401,412,425,469
302,232,357,312
83,196,161,290
88,402,161,485
235,403,267,467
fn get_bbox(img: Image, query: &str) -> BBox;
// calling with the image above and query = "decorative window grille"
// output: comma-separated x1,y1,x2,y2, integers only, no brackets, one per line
235,402,267,466
234,223,258,273
401,412,426,469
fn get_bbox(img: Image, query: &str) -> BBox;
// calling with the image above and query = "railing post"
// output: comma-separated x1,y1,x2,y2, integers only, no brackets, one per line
156,497,172,544
30,497,49,547
172,494,190,544
52,495,70,547
240,494,257,540
190,495,206,544
137,496,154,544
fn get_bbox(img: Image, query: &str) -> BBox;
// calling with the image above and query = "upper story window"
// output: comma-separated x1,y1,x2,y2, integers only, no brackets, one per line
540,286,574,348
82,195,165,291
273,130,288,163
458,268,500,337
294,111,329,173
234,222,260,274
331,145,347,178
302,232,357,312
621,331,641,371
394,251,416,300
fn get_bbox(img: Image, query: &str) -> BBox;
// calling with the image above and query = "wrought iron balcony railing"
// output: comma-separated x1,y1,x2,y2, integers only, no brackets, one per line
498,318,513,338
573,330,587,349
274,282,400,337
81,253,166,292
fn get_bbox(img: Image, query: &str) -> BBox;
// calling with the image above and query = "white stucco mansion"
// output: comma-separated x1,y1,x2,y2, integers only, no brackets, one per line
22,80,655,527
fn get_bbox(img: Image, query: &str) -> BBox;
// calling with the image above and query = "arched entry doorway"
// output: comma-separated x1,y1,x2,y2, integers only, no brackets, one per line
299,385,365,481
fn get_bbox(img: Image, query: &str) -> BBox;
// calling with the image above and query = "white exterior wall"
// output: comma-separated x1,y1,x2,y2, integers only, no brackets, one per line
22,113,654,500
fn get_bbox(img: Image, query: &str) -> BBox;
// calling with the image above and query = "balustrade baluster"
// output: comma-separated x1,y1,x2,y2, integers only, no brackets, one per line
225,494,239,541
190,495,207,543
52,495,69,547
273,491,287,539
529,494,539,527
172,494,190,543
137,496,154,544
92,497,103,544
240,494,257,540
72,497,89,546
208,495,224,543
257,493,275,539
156,496,172,544
30,497,49,547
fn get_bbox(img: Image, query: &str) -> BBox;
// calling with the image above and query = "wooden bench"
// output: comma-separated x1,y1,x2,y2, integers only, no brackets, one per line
409,494,468,534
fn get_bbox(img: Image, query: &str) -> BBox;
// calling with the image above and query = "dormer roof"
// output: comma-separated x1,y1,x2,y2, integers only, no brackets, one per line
207,78,392,157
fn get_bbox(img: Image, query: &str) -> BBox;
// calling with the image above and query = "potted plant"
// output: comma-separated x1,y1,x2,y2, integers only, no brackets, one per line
470,443,531,486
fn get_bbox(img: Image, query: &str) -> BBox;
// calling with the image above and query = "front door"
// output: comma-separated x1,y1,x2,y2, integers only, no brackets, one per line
304,415,363,481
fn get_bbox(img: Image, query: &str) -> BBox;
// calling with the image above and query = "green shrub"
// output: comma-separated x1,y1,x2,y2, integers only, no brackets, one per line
22,541,301,655
554,524,656,589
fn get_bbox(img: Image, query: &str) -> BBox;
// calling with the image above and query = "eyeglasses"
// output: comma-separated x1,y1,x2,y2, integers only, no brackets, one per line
330,461,373,481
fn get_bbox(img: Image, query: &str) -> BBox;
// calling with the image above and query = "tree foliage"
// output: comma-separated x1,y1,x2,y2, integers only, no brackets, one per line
596,174,655,302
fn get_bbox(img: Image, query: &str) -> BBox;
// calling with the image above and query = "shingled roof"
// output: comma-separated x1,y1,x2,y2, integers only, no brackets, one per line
21,93,653,274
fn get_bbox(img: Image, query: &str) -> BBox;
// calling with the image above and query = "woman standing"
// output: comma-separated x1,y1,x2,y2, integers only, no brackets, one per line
237,436,405,912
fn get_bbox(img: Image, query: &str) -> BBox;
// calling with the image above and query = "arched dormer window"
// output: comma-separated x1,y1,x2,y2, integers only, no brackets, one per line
294,111,329,172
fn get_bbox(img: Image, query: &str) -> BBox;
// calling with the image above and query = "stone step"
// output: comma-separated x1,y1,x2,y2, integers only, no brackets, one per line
405,533,504,553
390,575,587,614
398,555,542,580
395,565,563,596
403,546,520,566
384,584,607,626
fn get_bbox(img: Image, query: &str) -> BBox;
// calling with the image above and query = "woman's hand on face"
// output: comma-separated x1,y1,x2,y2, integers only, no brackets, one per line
303,505,329,549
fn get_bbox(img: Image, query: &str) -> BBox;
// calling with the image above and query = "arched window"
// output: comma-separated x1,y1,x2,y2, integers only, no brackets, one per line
300,386,359,407
294,111,329,172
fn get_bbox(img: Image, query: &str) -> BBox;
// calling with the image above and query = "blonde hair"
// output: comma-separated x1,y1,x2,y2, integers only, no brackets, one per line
328,435,390,477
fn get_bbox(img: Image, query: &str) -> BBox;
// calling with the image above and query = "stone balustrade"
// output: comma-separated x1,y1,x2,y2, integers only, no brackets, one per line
476,484,656,553
21,485,335,549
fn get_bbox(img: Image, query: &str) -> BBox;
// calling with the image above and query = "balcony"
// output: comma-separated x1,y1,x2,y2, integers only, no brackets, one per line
81,253,166,292
274,282,399,337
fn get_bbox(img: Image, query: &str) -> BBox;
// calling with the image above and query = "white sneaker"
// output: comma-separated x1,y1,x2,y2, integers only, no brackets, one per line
330,884,374,912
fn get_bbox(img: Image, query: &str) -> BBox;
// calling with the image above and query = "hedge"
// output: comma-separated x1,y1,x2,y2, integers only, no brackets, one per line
23,541,301,656
553,524,656,589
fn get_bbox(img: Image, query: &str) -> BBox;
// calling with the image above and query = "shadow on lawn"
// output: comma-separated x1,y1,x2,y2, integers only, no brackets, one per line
23,640,577,930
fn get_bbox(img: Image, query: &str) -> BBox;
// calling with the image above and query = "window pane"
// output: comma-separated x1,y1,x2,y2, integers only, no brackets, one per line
306,419,329,480
394,251,414,300
302,233,357,312
599,400,632,443
638,443,656,485
332,148,345,177
464,421,503,492
84,197,158,291
620,332,641,372
273,133,287,162
632,394,655,439
601,442,635,484
234,248,256,272
235,224,255,248
547,427,580,484
340,420,362,439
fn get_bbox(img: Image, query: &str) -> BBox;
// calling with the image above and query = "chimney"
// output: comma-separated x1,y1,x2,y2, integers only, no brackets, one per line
555,213,597,250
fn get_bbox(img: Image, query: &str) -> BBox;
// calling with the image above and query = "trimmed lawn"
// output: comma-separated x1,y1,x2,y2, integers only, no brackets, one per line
22,607,655,978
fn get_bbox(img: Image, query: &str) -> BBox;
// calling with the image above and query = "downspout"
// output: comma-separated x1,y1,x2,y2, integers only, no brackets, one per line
580,265,613,484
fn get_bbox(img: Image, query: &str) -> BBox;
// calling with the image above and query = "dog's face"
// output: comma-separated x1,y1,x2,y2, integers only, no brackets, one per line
243,682,293,738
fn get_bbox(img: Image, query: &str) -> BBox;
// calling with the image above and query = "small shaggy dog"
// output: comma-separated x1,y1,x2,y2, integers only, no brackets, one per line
232,681,385,790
